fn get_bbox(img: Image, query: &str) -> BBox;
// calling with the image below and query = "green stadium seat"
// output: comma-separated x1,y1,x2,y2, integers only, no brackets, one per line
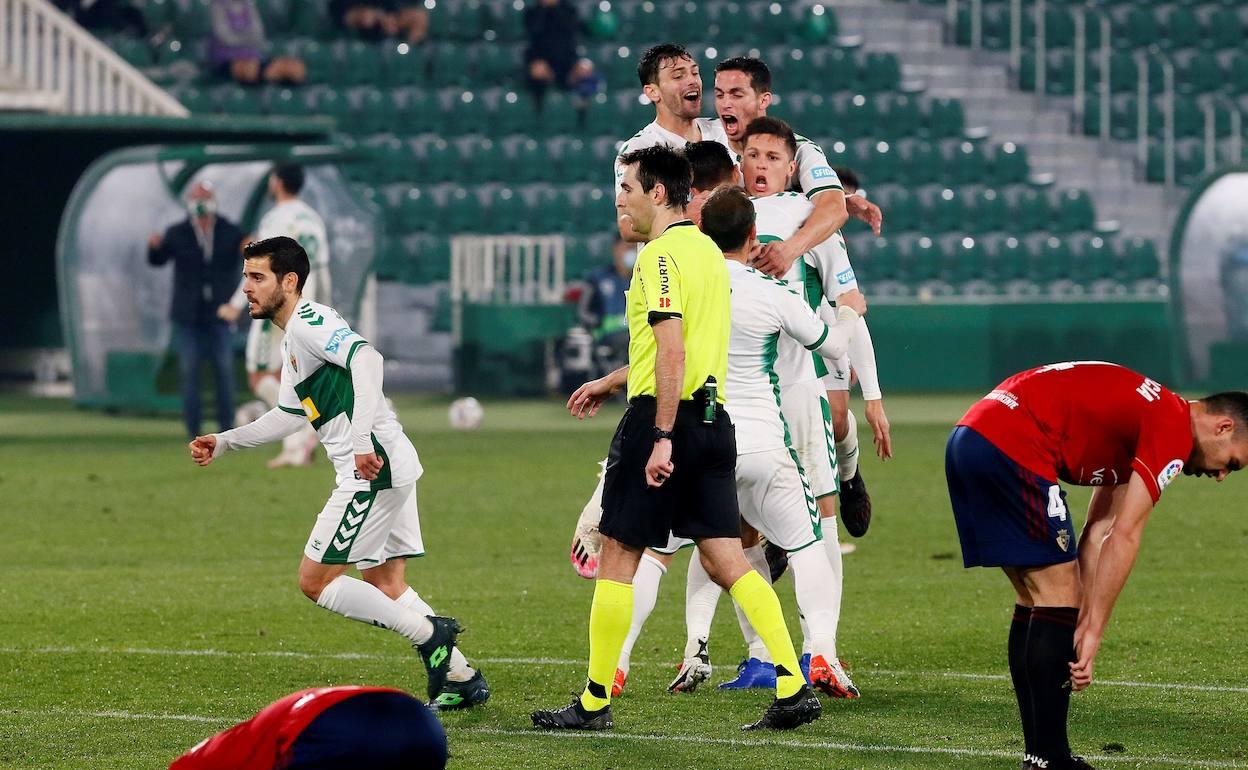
538,91,580,135
925,98,964,139
948,141,988,185
1119,238,1159,281
970,188,1007,234
399,89,435,135
398,188,437,234
297,40,333,83
1230,53,1248,94
355,87,390,135
1033,236,1073,284
795,4,838,44
445,90,491,136
601,45,638,90
587,3,619,40
877,95,921,141
1122,8,1160,49
174,85,211,114
858,236,898,281
494,91,535,136
289,0,331,38
475,43,520,86
990,142,1029,185
902,140,942,184
1206,8,1244,51
1163,6,1201,50
1012,189,1051,233
1074,236,1116,283
109,37,152,69
992,236,1033,285
715,3,753,44
670,2,710,42
1177,52,1220,95
877,187,919,232
946,236,988,284
1055,189,1095,232
923,187,966,233
419,137,455,183
860,52,901,93
482,188,526,234
621,2,667,44
173,0,211,39
509,138,544,183
428,43,470,87
816,47,862,93
862,141,900,184
557,138,595,183
904,236,942,284
216,85,262,115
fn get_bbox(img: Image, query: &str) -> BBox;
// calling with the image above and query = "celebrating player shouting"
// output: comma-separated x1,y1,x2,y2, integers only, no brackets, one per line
189,236,488,711
946,362,1248,770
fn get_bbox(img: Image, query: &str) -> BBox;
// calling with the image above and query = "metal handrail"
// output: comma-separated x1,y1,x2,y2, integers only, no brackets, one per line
1204,94,1245,173
1034,0,1046,98
0,0,186,116
1072,4,1112,145
1009,0,1022,72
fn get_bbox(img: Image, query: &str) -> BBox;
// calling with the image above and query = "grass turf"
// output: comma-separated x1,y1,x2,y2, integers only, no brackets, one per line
0,393,1245,770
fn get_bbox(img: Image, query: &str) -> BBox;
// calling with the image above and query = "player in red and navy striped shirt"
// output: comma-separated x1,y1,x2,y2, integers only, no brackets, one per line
169,686,446,770
946,362,1248,770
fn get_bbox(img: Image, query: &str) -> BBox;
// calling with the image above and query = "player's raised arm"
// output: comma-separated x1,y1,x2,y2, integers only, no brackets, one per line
1071,472,1154,690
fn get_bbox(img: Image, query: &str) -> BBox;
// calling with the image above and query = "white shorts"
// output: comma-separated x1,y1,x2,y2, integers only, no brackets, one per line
780,379,839,499
305,483,425,569
736,448,821,552
245,319,284,375
823,353,851,392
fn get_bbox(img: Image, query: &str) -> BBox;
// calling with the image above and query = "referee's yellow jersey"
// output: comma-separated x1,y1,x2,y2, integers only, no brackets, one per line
624,221,730,404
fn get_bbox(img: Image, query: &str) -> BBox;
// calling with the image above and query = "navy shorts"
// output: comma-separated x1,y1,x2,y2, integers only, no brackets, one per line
945,426,1078,569
286,691,447,769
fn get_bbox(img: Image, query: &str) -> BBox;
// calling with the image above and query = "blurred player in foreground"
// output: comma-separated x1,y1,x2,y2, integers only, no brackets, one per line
947,362,1248,770
169,685,446,770
189,236,488,711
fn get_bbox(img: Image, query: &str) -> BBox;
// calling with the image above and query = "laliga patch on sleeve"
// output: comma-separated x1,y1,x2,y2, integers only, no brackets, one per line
324,327,356,353
811,167,837,180
836,267,856,285
1157,459,1184,492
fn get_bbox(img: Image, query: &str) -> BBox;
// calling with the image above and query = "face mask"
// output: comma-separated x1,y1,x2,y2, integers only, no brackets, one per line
189,198,217,218
621,247,639,270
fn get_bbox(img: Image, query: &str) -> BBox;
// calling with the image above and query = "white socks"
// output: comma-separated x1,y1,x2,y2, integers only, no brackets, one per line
617,552,666,675
684,550,722,658
733,544,772,662
790,544,840,661
837,409,860,482
396,587,475,682
316,575,433,645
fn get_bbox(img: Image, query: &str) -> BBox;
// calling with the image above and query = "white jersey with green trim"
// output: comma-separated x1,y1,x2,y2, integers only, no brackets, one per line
753,192,857,385
259,199,332,303
730,132,842,199
614,117,730,192
725,261,836,455
276,299,422,492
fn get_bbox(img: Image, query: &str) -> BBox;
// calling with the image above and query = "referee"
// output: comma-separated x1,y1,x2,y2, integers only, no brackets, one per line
532,146,820,732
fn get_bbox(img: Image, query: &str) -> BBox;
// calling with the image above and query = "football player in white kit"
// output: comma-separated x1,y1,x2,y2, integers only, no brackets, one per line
222,164,332,468
190,236,489,711
715,57,892,527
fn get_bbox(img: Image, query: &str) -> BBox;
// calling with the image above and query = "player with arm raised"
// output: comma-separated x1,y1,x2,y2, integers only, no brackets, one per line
189,236,488,712
717,59,889,528
947,362,1248,770
713,56,882,267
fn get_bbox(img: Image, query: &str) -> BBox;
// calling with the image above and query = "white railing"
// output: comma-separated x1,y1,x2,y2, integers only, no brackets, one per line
0,0,186,116
450,235,567,344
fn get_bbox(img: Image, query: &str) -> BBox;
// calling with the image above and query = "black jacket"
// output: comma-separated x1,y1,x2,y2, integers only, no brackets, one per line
148,216,245,325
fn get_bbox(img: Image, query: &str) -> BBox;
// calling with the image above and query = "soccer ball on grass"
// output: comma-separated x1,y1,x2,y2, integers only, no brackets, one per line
447,397,484,430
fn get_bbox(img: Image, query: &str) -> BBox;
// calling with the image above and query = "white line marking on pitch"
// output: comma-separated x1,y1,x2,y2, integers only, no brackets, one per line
3,646,1245,695
465,727,1248,769
7,712,1240,769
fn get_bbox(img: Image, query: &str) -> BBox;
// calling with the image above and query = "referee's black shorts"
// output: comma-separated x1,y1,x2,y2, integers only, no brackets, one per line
600,395,740,549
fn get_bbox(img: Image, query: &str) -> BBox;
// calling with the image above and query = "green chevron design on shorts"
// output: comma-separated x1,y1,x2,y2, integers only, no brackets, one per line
322,491,375,564
820,396,841,496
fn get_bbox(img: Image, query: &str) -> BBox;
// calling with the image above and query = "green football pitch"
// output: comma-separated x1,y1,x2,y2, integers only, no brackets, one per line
1,393,1245,770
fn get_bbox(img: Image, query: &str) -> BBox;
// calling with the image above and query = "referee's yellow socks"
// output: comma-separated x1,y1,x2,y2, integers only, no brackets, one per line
729,570,805,699
580,578,633,712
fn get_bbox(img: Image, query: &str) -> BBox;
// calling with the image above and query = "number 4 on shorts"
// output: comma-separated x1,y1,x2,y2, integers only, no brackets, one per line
1047,485,1067,521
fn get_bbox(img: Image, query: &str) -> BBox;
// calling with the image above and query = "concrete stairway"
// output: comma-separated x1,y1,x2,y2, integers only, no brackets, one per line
827,0,1174,244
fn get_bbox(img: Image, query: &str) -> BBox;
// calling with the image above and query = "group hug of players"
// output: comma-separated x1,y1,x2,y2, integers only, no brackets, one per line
173,42,1248,770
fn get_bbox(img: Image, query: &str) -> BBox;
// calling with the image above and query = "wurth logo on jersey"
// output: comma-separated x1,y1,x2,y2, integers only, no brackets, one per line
658,297,671,308
1136,378,1163,402
657,254,671,297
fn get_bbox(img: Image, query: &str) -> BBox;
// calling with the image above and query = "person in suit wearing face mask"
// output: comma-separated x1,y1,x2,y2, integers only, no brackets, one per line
148,181,247,439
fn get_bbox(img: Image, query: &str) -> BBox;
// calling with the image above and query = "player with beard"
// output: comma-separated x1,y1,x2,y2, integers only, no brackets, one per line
188,236,489,712
948,362,1248,769
716,57,889,535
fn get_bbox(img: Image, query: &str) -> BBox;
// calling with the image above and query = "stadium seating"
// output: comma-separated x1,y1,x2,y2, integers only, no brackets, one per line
951,0,1248,159
105,0,1169,296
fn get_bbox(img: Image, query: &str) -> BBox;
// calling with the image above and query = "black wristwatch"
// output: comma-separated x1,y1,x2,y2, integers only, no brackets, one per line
653,427,675,442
